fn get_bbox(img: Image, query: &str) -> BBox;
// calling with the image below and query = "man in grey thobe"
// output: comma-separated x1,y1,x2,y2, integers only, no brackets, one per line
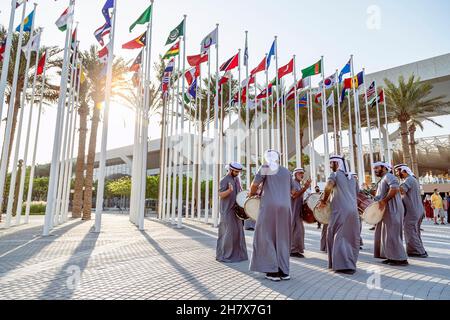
373,162,408,266
249,150,294,281
318,155,360,274
291,168,311,258
394,164,428,258
216,162,248,263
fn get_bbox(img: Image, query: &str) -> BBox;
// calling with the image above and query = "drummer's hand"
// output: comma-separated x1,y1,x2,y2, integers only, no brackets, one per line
305,179,312,188
317,199,327,209
378,199,387,212
228,183,233,192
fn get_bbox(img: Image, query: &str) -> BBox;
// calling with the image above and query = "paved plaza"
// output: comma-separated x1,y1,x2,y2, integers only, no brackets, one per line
0,213,449,300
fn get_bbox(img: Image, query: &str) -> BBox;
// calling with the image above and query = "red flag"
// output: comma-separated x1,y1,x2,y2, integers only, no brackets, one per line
241,86,247,104
343,78,353,89
314,92,322,104
220,53,239,72
187,52,208,67
0,39,5,61
378,90,384,104
98,46,108,62
278,58,294,79
251,57,266,75
286,86,296,101
122,32,147,49
36,52,46,76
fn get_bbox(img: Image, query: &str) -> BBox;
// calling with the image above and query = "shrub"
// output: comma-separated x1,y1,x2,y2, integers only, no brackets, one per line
21,201,46,215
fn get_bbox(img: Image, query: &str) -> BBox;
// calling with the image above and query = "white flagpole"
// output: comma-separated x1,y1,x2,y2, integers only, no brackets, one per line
335,69,343,154
196,67,202,221
25,48,48,223
162,75,172,221
264,54,271,150
177,15,187,229
293,55,300,167
350,55,364,184
212,23,220,228
227,76,232,164
166,72,175,222
274,36,281,154
15,37,41,225
43,0,74,236
204,47,211,224
0,1,28,227
190,85,198,219
244,31,251,189
373,80,384,161
158,94,168,220
95,0,118,232
347,89,356,173
308,88,316,187
170,55,180,225
382,88,391,164
0,0,19,124
254,74,259,167
332,93,338,153
362,68,375,183
237,49,242,164
321,56,330,178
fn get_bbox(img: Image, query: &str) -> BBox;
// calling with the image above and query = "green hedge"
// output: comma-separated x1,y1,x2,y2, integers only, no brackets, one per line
21,201,46,215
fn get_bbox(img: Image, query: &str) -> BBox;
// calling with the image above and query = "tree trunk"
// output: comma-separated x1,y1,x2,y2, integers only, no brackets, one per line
82,103,101,220
409,123,419,175
399,120,412,168
72,101,89,218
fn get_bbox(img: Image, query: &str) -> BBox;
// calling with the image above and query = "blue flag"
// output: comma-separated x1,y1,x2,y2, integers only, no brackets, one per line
102,0,114,25
338,59,351,83
266,40,275,69
188,78,197,99
16,10,34,32
298,94,307,107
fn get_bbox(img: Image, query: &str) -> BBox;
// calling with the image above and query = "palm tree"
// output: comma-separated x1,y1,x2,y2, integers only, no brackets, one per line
73,46,129,220
0,27,61,211
384,75,446,168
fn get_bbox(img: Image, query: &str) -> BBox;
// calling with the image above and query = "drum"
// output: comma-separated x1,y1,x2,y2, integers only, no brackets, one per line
306,193,321,211
313,200,331,225
363,202,385,225
235,190,250,220
302,202,317,224
357,192,374,217
244,196,260,221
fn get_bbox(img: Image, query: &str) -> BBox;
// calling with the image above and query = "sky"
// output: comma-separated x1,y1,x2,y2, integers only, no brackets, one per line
1,0,450,163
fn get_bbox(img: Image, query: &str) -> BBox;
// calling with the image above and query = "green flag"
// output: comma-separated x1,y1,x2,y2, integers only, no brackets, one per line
301,60,322,78
129,5,152,32
165,20,185,45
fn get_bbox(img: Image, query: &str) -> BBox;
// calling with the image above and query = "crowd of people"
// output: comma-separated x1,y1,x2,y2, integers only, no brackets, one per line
215,150,432,281
424,189,449,225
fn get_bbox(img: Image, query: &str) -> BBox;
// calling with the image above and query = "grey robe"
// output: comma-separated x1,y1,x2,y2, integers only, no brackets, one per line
374,173,408,261
326,171,360,271
216,174,248,263
249,165,293,275
320,225,328,252
401,176,427,256
291,178,305,254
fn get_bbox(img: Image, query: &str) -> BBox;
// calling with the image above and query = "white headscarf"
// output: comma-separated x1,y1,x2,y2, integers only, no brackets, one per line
373,161,392,172
228,162,243,171
264,149,280,172
330,155,351,180
394,163,414,177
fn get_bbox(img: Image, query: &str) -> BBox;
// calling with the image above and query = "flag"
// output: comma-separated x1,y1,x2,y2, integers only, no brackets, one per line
370,90,384,107
187,52,208,67
0,39,6,62
339,86,348,104
16,10,35,32
165,20,185,45
378,90,384,104
164,58,175,73
344,71,364,89
219,71,231,89
98,45,108,62
122,31,146,49
286,87,296,102
185,66,199,86
22,31,41,55
319,74,336,89
256,83,273,99
102,0,114,26
94,22,111,47
278,58,294,79
129,50,143,72
326,91,334,107
339,59,351,82
129,4,152,32
55,7,71,32
301,60,322,78
132,72,140,87
15,0,25,9
366,81,376,99
298,95,307,107
36,51,46,76
71,27,77,50
163,41,180,59
200,28,218,52
314,92,322,104
267,40,275,69
243,34,249,67
296,77,311,90
184,78,198,104
241,74,255,87
220,53,239,72
251,57,266,76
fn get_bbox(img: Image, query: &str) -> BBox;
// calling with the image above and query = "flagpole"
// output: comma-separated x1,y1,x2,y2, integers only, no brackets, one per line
244,31,251,190
176,15,187,229
347,89,356,173
350,54,364,184
308,88,316,187
25,48,48,223
237,48,242,164
362,68,375,183
196,67,203,221
0,0,18,127
212,23,220,228
382,88,391,164
0,1,28,227
321,56,330,178
204,47,211,224
227,76,233,164
162,74,172,221
254,74,259,167
264,54,270,150
335,69,343,154
293,55,300,167
171,48,181,226
373,80,384,161
190,85,198,219
167,70,176,223
158,92,168,221
43,0,74,236
332,93,338,154
274,36,281,155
